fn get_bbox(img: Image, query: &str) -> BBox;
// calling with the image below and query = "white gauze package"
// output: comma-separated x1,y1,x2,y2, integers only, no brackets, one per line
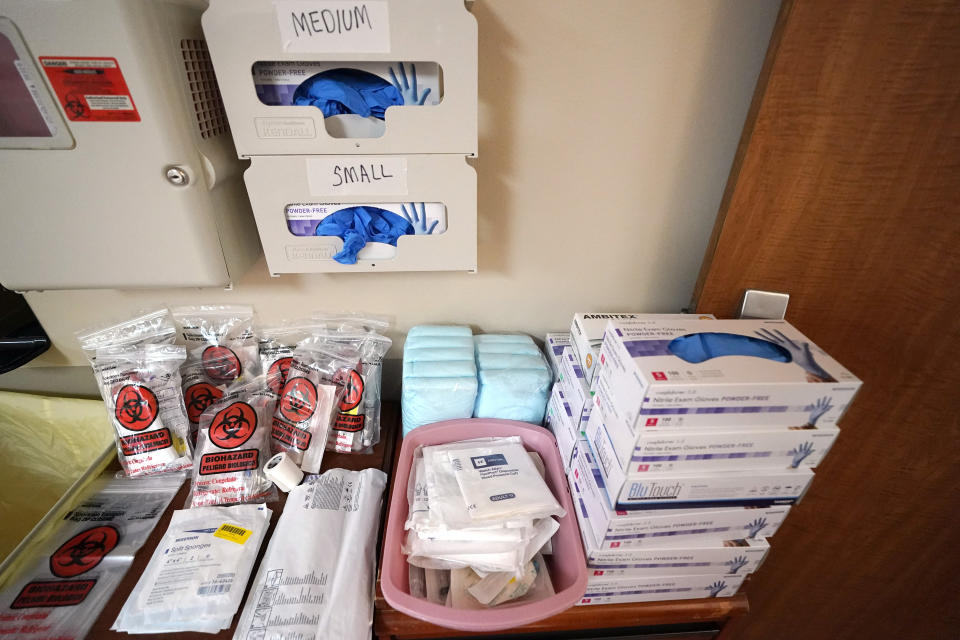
233,468,387,640
188,376,279,508
0,474,183,640
94,344,193,476
173,305,260,385
112,503,271,634
448,439,565,522
270,341,358,473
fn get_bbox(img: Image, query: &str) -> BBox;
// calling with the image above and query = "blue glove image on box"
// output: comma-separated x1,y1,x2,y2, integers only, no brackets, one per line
668,332,791,364
401,376,478,435
293,68,403,119
314,206,413,265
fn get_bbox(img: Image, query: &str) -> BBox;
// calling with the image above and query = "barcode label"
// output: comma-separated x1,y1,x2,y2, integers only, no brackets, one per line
213,523,252,544
197,584,232,595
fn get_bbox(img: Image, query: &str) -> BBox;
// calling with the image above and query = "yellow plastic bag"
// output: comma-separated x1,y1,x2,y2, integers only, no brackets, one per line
0,390,114,562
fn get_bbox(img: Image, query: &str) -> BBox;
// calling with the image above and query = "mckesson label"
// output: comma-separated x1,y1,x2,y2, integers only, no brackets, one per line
471,454,508,469
490,492,516,502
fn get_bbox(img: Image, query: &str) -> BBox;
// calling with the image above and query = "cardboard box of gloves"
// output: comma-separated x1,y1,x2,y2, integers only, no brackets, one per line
543,313,861,605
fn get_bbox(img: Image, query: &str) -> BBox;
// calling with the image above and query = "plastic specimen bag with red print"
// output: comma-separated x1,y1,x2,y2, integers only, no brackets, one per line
172,305,260,386
0,473,184,640
187,374,280,508
270,340,360,473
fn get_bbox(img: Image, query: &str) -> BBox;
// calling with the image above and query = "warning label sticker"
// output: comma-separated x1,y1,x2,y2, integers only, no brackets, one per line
38,57,140,122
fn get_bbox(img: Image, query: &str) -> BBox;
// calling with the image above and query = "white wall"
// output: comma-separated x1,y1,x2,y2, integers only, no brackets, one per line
2,0,779,393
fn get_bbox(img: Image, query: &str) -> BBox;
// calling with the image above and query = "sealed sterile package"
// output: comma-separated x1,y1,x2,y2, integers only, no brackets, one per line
447,439,565,522
173,305,259,385
0,474,184,640
270,340,358,473
233,469,387,640
112,503,271,634
93,344,193,477
187,375,279,508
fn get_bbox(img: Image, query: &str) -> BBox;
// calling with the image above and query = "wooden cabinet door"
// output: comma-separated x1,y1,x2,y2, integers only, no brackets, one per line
692,2,960,639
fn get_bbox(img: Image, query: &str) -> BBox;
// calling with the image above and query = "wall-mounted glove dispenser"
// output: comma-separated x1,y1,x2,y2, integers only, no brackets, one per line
202,0,478,157
245,154,476,274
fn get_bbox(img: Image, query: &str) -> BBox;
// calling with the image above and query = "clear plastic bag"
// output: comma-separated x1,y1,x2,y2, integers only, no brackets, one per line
257,319,326,394
91,344,193,477
172,305,259,385
179,359,228,446
187,375,280,508
76,308,177,359
269,340,359,473
0,474,184,640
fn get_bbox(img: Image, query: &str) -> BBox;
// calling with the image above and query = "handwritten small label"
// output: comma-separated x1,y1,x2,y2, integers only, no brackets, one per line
307,156,407,195
274,1,390,53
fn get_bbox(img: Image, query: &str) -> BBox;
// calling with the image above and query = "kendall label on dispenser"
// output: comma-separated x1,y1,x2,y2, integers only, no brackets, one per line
275,1,391,53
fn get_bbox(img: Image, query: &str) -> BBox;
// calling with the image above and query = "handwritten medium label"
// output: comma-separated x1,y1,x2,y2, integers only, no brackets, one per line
307,156,407,195
274,1,390,53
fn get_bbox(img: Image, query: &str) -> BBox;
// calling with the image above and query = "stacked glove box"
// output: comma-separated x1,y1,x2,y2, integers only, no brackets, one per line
203,0,478,274
551,316,861,605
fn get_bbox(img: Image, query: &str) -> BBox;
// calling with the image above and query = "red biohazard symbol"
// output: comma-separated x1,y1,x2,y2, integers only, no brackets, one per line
339,369,364,411
279,378,318,423
209,401,257,449
202,345,242,383
114,385,159,431
267,357,293,395
184,382,223,423
49,525,119,578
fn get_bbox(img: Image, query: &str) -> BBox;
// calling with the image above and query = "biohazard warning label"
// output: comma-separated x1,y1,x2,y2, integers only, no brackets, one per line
199,449,259,475
271,418,311,451
10,579,97,609
119,428,173,456
38,57,140,122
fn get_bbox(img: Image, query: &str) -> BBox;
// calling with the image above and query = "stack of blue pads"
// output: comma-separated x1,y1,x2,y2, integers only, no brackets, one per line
401,326,552,436
473,334,552,424
401,325,478,436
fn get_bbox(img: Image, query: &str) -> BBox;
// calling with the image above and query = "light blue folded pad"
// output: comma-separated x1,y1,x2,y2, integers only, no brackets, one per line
402,325,478,435
473,334,550,424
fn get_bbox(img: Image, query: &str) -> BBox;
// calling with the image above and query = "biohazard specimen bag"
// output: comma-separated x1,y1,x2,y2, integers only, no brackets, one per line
0,474,184,640
172,305,260,386
187,374,280,508
270,340,360,473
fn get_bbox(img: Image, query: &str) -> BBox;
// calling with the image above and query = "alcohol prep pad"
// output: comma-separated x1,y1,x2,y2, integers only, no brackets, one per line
448,440,565,521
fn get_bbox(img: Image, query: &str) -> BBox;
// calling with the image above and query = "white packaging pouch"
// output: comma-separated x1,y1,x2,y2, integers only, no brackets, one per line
233,468,387,640
112,503,271,634
0,474,184,640
447,439,565,522
173,305,260,385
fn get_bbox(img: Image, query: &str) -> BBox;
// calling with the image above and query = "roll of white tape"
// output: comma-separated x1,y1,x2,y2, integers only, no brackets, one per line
264,452,304,492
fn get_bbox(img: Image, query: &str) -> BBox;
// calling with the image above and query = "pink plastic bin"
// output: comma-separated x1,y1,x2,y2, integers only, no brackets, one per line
380,419,588,632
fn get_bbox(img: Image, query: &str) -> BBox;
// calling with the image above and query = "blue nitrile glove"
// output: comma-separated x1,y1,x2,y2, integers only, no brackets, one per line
293,68,403,119
725,555,749,574
754,328,835,381
389,62,432,106
401,202,439,234
805,396,833,425
707,580,728,598
745,517,768,538
314,206,413,264
789,442,815,468
668,332,792,364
